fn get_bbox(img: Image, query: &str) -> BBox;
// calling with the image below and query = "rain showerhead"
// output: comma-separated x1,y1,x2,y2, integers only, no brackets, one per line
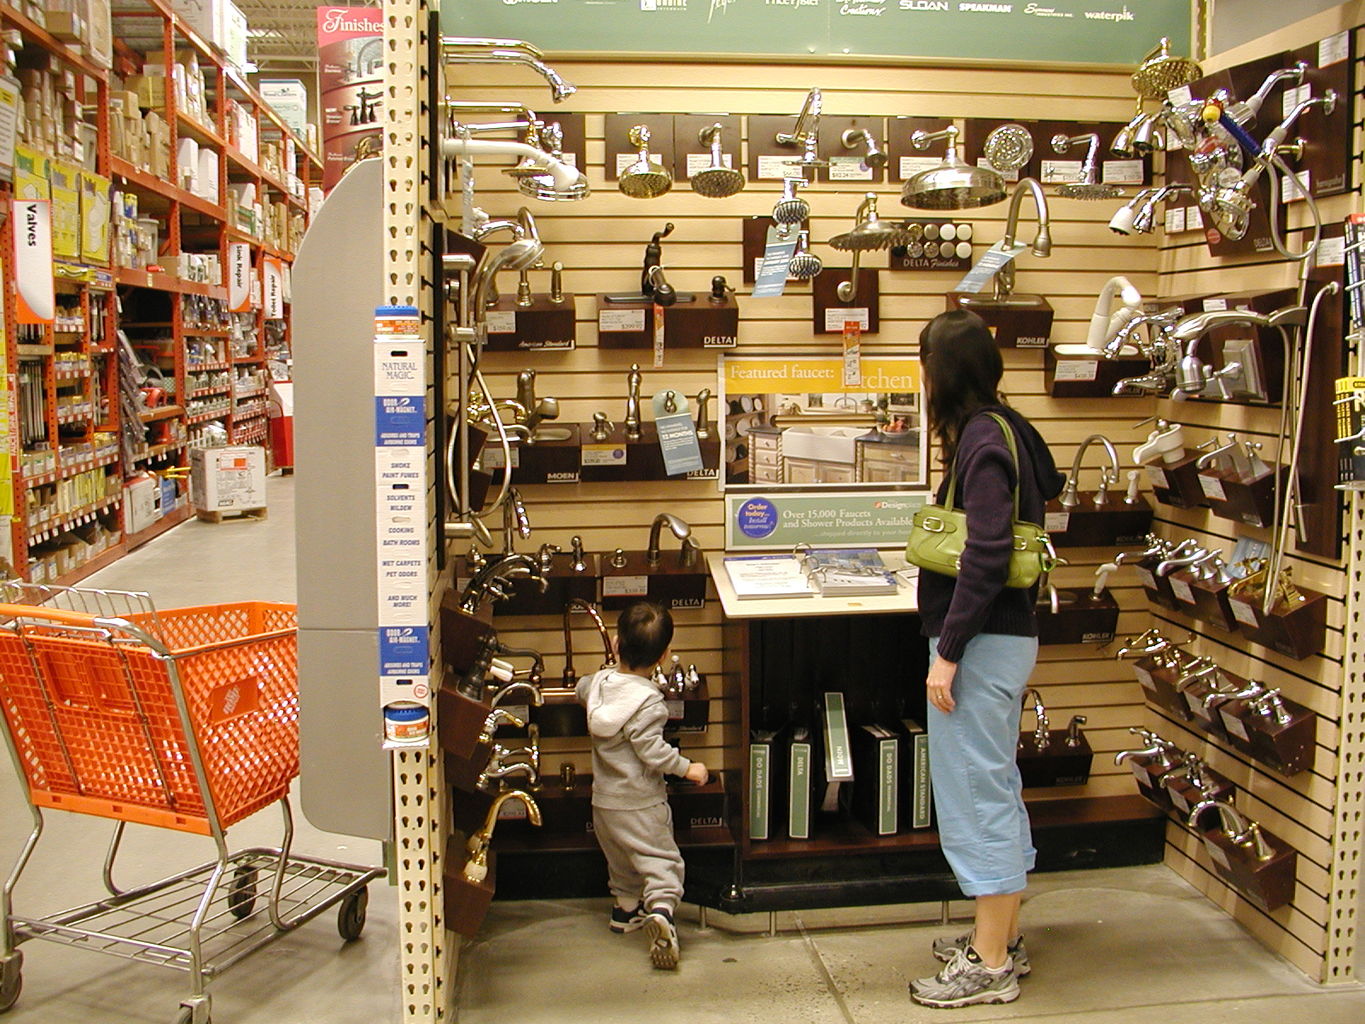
1131,37,1202,100
841,127,887,171
1051,132,1124,200
772,176,810,232
982,123,1034,173
788,230,822,280
691,123,745,198
901,124,1006,210
618,125,673,199
829,193,912,252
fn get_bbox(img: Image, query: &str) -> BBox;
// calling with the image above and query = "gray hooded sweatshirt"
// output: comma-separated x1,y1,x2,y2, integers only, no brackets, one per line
576,667,692,810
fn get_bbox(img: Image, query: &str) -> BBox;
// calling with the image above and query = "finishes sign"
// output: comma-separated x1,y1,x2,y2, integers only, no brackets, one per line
317,7,384,191
442,1,1189,64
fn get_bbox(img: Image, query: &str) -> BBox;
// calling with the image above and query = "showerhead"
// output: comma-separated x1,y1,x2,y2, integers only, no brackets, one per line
841,127,887,171
1131,37,1202,100
1110,98,1146,157
982,123,1034,173
690,123,745,198
515,122,591,201
901,124,1006,210
788,230,822,280
772,177,810,230
1050,132,1124,200
619,125,673,199
1198,179,1255,241
829,193,912,251
1057,181,1125,200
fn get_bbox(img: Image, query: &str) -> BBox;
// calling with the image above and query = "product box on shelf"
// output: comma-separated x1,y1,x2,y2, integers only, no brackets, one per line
190,445,266,512
124,476,161,534
47,161,82,260
260,80,308,138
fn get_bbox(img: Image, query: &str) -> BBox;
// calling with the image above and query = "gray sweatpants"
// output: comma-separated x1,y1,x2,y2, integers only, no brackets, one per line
592,802,684,913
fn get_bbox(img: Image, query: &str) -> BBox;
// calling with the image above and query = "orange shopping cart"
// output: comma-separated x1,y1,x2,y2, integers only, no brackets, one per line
0,583,385,1024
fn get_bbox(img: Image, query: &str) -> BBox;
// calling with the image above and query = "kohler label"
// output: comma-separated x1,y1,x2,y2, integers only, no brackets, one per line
1016,336,1048,347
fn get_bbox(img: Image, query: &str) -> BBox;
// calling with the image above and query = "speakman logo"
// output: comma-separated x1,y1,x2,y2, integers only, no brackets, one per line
958,2,1011,10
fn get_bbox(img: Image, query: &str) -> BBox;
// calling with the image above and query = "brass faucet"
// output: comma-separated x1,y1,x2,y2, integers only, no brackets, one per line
463,789,543,883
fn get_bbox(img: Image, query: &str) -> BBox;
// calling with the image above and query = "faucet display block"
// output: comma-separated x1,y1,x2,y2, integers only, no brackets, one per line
600,548,709,611
1168,569,1237,633
443,838,498,937
1131,555,1180,612
437,676,497,762
485,425,584,485
439,587,496,676
480,294,578,352
1036,589,1119,646
1163,767,1236,819
594,294,739,350
1217,695,1316,776
1126,757,1177,811
1044,348,1152,398
1176,674,1236,743
1144,450,1211,510
947,291,1053,348
528,688,589,737
626,423,722,481
1017,731,1093,788
1227,587,1327,661
813,269,880,335
1045,497,1154,548
1133,657,1194,722
1197,463,1284,528
472,551,598,616
1198,825,1297,912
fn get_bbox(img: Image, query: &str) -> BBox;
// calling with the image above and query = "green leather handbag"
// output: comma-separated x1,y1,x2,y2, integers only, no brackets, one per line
905,412,1055,588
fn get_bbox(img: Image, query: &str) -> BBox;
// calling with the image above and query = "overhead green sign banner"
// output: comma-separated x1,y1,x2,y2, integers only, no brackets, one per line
442,1,1190,65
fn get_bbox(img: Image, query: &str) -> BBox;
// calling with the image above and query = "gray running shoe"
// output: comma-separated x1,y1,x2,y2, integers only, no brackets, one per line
931,932,1030,976
910,947,1020,1008
643,907,679,970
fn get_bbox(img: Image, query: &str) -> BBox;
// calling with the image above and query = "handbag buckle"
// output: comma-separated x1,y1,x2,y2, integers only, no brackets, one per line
920,516,946,533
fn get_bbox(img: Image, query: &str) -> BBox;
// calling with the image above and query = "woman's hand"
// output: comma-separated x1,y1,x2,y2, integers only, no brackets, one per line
927,656,958,714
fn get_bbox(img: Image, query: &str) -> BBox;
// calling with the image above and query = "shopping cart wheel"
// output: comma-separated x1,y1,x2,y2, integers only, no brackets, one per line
0,950,22,1013
173,994,210,1024
227,865,259,920
338,886,369,942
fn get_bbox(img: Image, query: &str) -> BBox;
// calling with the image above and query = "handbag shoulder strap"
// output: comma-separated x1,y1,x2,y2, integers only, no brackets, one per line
944,411,1023,520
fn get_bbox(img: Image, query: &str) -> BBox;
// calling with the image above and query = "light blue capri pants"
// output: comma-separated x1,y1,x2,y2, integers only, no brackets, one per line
927,633,1038,897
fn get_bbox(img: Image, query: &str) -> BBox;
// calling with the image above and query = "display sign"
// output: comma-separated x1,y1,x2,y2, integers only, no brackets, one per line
442,1,1189,64
12,200,54,324
228,242,252,311
262,256,285,318
317,7,384,191
725,491,927,549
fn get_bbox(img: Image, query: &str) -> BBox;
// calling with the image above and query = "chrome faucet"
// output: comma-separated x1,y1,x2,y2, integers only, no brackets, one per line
695,388,712,440
646,513,691,568
479,706,526,744
569,535,587,573
1114,727,1181,770
1156,540,1205,576
489,681,544,709
515,369,561,441
994,177,1051,299
459,552,544,612
1187,799,1274,861
562,598,616,687
1059,434,1121,508
1022,688,1049,749
679,536,703,569
503,488,531,552
625,363,642,441
537,542,560,572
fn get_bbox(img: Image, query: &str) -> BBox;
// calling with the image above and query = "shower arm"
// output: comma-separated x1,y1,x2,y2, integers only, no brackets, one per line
776,88,822,147
442,136,580,190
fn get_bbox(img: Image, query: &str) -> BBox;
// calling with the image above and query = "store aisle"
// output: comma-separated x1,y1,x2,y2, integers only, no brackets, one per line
0,476,396,1024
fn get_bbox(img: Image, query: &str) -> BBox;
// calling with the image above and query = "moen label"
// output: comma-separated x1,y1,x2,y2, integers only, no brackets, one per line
545,471,580,483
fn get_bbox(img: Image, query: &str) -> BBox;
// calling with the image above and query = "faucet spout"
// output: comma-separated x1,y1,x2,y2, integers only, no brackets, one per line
646,513,691,568
994,177,1051,299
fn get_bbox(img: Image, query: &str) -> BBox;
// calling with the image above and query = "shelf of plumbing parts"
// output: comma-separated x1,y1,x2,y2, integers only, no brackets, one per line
53,367,93,382
184,328,230,338
186,406,231,425
232,402,268,421
16,342,54,358
133,441,187,464
26,496,123,546
0,1,108,78
188,385,230,400
226,226,296,262
233,355,264,365
110,156,227,222
56,405,94,426
229,426,268,446
114,267,227,301
187,361,231,372
51,543,130,589
22,455,120,489
138,405,185,424
54,260,114,289
224,146,292,200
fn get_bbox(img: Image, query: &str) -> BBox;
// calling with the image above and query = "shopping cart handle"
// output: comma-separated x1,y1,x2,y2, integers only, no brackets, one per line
0,603,102,627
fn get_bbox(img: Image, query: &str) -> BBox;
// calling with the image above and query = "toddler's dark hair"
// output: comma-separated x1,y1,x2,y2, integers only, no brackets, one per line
616,601,674,669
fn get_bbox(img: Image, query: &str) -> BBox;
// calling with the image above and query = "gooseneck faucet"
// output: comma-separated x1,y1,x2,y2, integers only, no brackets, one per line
462,789,543,884
502,487,531,553
647,513,691,568
1058,435,1122,507
993,177,1052,299
695,388,712,440
1187,800,1274,861
562,598,616,687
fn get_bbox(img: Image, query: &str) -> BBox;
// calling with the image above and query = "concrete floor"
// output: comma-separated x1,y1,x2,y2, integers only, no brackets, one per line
2,474,1363,1023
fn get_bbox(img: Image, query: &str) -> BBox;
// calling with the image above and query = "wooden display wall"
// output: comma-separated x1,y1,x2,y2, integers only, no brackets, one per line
1142,3,1365,982
443,58,1161,896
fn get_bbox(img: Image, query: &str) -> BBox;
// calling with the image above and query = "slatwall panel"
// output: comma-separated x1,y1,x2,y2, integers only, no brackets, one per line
440,56,1163,831
1149,3,1365,982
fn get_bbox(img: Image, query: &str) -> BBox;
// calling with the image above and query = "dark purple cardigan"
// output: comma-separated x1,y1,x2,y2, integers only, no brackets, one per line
918,405,1065,663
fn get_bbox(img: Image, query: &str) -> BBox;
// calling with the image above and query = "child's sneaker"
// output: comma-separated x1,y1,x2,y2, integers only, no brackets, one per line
643,907,679,970
910,946,1019,1008
610,902,647,934
931,931,1030,976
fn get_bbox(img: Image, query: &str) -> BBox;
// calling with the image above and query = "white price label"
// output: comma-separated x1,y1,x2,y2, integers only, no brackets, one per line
1186,690,1213,720
480,446,520,470
1171,577,1196,604
1170,787,1190,814
757,154,796,179
1280,169,1311,204
581,444,626,467
1165,206,1186,234
685,152,732,177
1147,466,1170,490
1102,159,1144,185
1205,839,1232,872
1231,599,1259,627
1202,297,1228,311
1133,666,1156,692
615,152,639,175
1320,31,1350,67
1187,205,1203,229
1040,159,1082,184
1316,234,1345,267
900,155,943,179
1135,566,1156,589
977,157,1019,183
486,310,516,334
1130,760,1151,783
603,574,649,597
1055,360,1099,382
824,307,869,332
1198,474,1228,501
1221,709,1250,742
1168,85,1193,107
598,308,645,333
828,156,874,181
1282,84,1311,120
1045,511,1071,532
666,699,685,720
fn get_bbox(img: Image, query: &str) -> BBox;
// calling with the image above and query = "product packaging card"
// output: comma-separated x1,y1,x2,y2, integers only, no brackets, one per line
652,389,704,476
753,224,798,298
850,725,899,836
953,239,1028,294
788,728,813,839
900,718,933,829
748,726,788,840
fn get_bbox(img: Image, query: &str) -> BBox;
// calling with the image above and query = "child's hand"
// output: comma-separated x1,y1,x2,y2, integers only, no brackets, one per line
684,762,709,786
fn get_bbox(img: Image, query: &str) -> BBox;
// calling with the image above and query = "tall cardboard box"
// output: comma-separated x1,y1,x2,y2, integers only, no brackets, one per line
190,445,266,512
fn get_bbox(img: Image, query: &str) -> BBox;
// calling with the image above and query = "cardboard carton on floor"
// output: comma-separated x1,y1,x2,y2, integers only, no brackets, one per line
190,446,266,512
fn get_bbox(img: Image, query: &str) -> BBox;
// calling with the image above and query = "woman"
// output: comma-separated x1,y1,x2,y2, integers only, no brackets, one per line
910,310,1065,1009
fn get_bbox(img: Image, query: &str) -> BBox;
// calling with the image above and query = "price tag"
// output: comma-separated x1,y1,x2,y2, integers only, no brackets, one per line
1147,466,1170,490
1198,474,1227,501
824,306,869,332
828,156,874,181
1054,360,1098,382
615,152,638,176
1040,159,1082,184
1133,665,1156,692
1231,599,1259,627
900,155,942,179
1282,83,1311,120
1170,577,1196,604
1320,31,1350,67
603,575,648,597
1169,787,1190,814
581,443,626,467
666,699,685,720
486,310,516,334
1045,511,1070,532
1165,206,1186,234
756,154,796,179
1204,839,1232,872
1187,205,1203,229
1130,759,1151,782
1168,85,1194,107
652,389,704,475
1102,159,1144,185
685,152,731,177
599,308,645,333
1280,169,1311,204
842,322,862,387
1135,566,1156,589
1221,709,1250,742
1316,234,1345,267
480,446,520,470
953,239,1028,294
653,303,666,368
977,157,1019,183
753,224,798,298
1202,297,1228,311
1186,690,1213,720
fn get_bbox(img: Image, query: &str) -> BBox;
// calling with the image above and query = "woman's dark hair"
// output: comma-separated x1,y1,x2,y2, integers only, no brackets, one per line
919,310,1004,457
616,600,674,669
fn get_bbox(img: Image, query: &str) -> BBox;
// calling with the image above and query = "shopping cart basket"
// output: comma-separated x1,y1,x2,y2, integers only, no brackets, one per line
0,583,385,1024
